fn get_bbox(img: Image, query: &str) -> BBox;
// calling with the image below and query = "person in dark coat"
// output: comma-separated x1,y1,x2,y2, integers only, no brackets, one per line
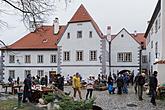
150,71,158,106
23,74,32,103
45,75,48,87
137,73,145,101
58,75,64,91
134,74,139,94
17,77,20,85
116,74,124,94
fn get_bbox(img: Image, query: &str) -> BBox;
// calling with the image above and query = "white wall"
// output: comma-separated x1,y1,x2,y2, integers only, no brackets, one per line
110,29,140,75
2,50,57,82
58,21,102,79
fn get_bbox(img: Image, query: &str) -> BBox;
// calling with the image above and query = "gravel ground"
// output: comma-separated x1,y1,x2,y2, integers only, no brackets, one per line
64,86,165,110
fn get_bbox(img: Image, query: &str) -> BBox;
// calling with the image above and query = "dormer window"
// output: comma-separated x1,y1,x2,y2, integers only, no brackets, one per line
77,31,82,38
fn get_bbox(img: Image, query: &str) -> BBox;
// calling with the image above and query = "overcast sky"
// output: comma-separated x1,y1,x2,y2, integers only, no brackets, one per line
0,0,158,45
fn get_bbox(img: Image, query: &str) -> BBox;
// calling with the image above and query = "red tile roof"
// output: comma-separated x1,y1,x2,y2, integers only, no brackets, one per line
3,25,65,50
154,60,165,64
133,33,146,48
69,4,103,38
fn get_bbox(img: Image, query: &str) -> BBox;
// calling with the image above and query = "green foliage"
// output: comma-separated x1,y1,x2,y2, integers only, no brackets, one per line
42,93,55,104
58,97,95,110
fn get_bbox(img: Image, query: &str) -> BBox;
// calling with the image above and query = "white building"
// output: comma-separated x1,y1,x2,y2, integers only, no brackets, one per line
145,0,165,83
108,28,146,76
57,5,106,79
0,25,65,82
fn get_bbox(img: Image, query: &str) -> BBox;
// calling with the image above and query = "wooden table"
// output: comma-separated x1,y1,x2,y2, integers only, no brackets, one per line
12,85,22,94
31,88,53,103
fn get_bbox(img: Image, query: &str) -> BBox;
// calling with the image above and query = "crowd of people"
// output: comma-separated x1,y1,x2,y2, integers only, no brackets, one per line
7,70,158,106
69,71,158,106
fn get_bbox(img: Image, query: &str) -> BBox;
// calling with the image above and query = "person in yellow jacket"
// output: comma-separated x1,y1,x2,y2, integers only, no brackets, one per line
72,73,82,99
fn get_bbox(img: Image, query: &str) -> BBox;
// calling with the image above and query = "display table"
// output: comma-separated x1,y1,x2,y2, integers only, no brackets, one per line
12,84,22,94
31,87,53,103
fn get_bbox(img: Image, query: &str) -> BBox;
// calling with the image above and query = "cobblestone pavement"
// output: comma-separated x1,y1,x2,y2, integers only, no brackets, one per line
64,86,165,110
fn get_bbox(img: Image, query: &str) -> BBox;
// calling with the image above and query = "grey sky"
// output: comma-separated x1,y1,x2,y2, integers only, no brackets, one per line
0,0,158,45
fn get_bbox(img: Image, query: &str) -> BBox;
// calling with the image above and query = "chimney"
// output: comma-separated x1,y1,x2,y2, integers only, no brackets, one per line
53,18,59,35
107,26,111,42
134,30,137,36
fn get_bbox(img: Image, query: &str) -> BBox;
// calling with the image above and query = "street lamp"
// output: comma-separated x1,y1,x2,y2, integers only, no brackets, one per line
107,26,111,77
139,42,144,75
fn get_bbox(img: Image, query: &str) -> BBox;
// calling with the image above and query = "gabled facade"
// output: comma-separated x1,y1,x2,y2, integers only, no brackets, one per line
145,0,165,83
108,28,146,76
57,5,106,78
0,25,65,82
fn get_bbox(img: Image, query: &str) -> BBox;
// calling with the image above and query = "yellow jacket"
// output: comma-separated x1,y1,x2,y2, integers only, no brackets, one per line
72,76,81,88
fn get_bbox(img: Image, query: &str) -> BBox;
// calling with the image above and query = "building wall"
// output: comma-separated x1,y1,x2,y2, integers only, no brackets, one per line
146,11,161,73
161,0,165,59
58,22,103,79
111,29,140,75
2,50,57,82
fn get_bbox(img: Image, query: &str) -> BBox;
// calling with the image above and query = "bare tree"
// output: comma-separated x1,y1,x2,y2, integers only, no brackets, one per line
0,0,70,29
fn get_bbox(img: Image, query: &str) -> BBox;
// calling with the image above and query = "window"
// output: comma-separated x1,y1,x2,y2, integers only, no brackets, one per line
77,31,82,38
121,34,124,37
155,42,158,58
51,55,57,63
37,70,44,77
9,70,15,79
155,20,158,33
25,70,31,78
76,51,83,61
25,55,31,63
147,33,150,44
158,13,161,29
151,41,153,48
142,55,147,63
117,52,132,62
90,51,97,61
67,32,70,39
89,31,92,38
149,52,151,62
37,55,43,63
63,51,70,61
9,55,15,63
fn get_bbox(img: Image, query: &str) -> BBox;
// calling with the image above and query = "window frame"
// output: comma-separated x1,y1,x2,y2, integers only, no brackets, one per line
9,55,15,63
9,70,15,79
76,50,83,61
37,55,44,63
89,31,92,38
117,52,132,62
77,31,82,38
63,51,70,61
89,50,97,61
37,70,44,77
25,55,31,63
24,70,31,78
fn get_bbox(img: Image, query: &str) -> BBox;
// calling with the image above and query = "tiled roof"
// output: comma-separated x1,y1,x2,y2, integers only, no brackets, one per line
154,60,165,64
2,25,65,50
133,33,146,48
69,4,103,38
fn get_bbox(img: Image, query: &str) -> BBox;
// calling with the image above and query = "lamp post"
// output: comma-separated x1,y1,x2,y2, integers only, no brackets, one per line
139,42,144,75
107,26,111,77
